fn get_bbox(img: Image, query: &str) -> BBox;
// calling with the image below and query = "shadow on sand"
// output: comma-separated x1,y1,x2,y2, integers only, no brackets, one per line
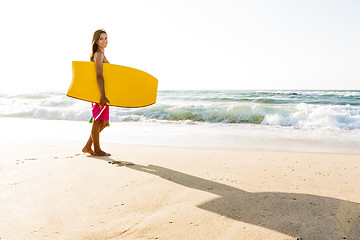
93,156,360,239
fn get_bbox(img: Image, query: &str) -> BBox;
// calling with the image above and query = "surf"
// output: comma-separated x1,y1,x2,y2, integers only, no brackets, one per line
0,90,359,130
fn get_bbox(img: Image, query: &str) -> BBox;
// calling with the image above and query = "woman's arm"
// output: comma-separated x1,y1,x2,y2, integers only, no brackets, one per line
94,52,110,106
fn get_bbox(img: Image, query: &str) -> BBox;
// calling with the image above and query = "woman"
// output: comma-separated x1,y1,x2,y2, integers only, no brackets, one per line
82,29,111,156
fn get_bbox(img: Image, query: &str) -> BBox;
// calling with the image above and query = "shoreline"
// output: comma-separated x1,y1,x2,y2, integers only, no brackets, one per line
2,117,360,154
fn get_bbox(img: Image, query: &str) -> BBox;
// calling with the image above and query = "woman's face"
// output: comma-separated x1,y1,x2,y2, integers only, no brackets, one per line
97,33,108,49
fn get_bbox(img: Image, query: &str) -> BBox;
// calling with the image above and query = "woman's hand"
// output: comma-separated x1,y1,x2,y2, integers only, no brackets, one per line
100,95,110,106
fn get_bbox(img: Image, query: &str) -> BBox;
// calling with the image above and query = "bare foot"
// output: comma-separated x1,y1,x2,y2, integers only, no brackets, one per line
82,147,94,155
93,150,111,156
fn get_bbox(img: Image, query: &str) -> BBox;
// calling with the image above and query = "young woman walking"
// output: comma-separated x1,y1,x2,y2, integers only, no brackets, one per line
82,29,111,156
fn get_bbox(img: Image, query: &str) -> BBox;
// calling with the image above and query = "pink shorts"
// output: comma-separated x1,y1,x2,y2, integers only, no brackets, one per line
92,103,109,121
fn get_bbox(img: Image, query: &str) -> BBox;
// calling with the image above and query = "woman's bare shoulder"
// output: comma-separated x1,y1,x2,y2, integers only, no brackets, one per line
93,51,103,62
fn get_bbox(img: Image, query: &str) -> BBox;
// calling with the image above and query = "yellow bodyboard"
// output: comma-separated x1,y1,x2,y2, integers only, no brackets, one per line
67,61,158,108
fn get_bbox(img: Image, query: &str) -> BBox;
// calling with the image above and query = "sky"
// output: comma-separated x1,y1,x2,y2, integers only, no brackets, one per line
1,0,359,93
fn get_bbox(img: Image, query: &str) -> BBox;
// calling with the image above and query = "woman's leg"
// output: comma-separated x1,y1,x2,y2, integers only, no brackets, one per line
82,137,94,155
91,121,102,155
82,120,110,156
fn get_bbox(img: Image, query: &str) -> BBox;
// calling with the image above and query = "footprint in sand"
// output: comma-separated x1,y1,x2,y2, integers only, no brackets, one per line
15,158,37,165
66,154,81,159
108,161,126,166
108,161,135,166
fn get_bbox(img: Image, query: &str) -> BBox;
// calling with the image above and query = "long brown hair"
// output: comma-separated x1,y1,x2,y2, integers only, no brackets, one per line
90,29,107,61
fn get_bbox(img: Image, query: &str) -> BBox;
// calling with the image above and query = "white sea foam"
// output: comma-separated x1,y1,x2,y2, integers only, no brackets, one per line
262,103,360,130
0,90,359,130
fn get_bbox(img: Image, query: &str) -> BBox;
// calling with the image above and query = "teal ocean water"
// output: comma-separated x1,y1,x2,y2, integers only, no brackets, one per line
1,90,359,130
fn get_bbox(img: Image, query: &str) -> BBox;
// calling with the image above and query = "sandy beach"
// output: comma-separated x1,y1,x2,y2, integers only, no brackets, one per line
2,0,360,237
1,127,360,240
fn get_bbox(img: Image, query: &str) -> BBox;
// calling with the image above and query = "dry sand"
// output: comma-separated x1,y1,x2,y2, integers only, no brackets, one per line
1,139,360,240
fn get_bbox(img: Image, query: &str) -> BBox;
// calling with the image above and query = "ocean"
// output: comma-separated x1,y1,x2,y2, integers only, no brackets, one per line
1,90,359,129
1,90,360,153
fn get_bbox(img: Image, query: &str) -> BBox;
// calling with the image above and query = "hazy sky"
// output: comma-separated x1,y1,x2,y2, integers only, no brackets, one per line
1,0,359,93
